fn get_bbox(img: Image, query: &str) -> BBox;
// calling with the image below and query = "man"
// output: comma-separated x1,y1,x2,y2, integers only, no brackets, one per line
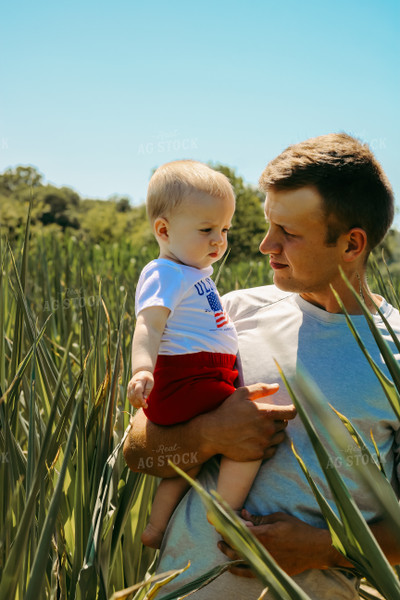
123,133,400,599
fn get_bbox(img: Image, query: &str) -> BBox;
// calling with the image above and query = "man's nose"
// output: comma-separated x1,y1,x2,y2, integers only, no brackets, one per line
259,234,269,254
259,230,280,255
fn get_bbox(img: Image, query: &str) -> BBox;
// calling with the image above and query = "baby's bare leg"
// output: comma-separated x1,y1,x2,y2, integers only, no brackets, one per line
214,391,276,521
217,457,262,513
142,466,200,548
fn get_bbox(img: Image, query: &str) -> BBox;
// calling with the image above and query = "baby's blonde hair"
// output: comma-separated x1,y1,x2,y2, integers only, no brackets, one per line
146,160,235,225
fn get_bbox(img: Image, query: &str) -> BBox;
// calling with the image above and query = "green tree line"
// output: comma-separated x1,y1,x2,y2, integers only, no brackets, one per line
0,164,266,264
1,163,399,271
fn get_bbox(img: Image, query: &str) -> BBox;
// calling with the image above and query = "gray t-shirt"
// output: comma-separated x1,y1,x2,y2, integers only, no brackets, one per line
153,286,400,599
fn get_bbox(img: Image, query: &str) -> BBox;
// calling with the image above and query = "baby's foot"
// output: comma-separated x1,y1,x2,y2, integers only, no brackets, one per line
234,510,253,527
206,509,253,530
141,523,165,549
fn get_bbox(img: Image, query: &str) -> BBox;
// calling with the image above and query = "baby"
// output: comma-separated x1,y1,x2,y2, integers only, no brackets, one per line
127,160,263,548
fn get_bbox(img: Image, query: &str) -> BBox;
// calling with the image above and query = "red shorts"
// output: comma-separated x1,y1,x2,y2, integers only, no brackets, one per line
143,352,238,425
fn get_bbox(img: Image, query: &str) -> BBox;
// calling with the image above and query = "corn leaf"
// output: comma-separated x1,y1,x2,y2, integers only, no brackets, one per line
278,361,400,599
24,400,81,600
332,269,400,419
168,461,313,600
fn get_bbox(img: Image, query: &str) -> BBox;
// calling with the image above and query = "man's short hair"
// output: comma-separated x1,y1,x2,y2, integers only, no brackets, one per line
259,133,394,250
147,160,235,225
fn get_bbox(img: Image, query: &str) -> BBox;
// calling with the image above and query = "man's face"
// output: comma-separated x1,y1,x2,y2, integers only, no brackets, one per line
259,186,345,303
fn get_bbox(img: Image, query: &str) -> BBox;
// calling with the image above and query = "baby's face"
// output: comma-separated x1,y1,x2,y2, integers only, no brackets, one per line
158,191,235,269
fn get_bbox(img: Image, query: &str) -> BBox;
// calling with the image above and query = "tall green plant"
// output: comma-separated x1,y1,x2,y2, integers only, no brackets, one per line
278,363,400,599
0,224,160,598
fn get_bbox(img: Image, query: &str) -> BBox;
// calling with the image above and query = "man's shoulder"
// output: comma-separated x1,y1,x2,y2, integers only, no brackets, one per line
222,285,294,320
377,296,400,332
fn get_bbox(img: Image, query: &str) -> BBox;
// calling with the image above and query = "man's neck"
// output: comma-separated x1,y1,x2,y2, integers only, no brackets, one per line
300,283,381,315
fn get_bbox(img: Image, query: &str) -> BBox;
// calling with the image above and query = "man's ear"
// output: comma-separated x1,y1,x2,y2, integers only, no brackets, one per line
154,217,169,241
342,228,368,262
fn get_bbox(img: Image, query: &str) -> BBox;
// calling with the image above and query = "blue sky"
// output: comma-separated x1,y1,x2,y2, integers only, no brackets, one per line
1,0,399,223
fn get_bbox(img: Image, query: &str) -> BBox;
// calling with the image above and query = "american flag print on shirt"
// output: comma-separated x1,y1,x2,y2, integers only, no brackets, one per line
206,291,229,328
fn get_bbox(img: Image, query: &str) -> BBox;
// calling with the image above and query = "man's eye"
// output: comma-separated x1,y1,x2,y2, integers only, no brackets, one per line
281,227,295,237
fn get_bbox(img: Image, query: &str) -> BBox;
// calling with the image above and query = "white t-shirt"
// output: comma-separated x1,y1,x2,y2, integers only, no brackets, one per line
155,285,400,600
135,259,238,355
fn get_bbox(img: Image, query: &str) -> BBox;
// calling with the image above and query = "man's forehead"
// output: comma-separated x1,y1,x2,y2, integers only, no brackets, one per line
264,187,325,222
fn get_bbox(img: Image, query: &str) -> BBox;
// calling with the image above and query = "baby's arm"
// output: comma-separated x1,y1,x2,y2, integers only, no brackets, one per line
127,306,170,408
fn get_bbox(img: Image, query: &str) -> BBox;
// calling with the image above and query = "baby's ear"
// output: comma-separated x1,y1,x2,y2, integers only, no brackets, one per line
154,217,169,240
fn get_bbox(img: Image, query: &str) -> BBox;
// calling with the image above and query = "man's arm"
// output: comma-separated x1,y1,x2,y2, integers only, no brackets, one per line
123,383,296,477
218,511,400,576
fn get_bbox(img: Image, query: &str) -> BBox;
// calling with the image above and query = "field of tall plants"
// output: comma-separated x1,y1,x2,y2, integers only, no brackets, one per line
0,208,275,599
1,206,400,600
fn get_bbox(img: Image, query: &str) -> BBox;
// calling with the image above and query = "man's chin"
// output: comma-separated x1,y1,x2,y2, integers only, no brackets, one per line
273,275,294,292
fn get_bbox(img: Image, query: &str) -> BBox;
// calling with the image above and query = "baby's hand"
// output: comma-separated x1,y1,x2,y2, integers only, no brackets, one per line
127,371,154,409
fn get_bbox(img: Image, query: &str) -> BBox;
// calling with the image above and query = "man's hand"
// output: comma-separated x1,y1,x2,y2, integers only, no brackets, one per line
201,383,296,462
127,370,154,409
123,383,296,478
217,511,348,577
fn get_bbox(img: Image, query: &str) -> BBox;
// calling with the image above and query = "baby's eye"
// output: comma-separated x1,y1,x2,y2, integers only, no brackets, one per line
199,228,212,233
222,228,230,233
